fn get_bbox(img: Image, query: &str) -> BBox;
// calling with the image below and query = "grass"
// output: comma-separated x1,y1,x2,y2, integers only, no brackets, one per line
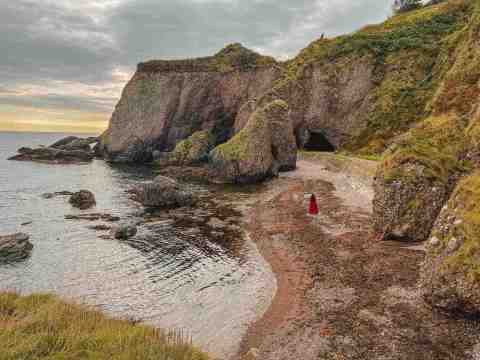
431,172,480,281
0,292,209,360
380,114,468,184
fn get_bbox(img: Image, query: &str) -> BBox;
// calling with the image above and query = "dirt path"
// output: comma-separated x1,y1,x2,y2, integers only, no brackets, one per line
236,153,480,360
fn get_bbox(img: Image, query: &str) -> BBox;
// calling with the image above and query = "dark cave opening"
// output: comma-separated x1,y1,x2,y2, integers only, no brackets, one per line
303,131,336,152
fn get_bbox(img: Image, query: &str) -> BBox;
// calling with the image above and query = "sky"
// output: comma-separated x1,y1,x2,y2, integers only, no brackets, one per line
0,0,393,134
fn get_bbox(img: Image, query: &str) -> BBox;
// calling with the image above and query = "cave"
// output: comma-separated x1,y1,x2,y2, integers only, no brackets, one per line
303,130,336,152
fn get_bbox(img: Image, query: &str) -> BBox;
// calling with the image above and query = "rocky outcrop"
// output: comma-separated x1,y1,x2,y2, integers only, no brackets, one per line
133,176,193,208
420,172,480,315
69,190,96,210
100,44,280,162
372,114,466,241
9,136,99,164
9,147,94,163
156,130,214,166
209,100,296,184
0,233,33,262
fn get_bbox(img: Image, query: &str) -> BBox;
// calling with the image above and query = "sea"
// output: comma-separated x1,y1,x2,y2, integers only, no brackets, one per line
0,131,276,358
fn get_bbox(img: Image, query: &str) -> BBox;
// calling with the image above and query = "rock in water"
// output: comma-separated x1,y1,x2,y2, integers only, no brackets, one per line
111,224,137,240
209,100,297,184
49,136,80,148
8,147,94,163
420,172,480,316
134,176,193,208
69,190,96,210
0,233,33,262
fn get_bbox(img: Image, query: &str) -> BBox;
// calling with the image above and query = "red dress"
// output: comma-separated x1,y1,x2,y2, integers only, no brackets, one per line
309,194,319,215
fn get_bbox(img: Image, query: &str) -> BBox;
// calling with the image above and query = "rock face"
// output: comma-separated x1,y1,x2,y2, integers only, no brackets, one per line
420,172,480,315
69,190,96,210
134,176,193,208
372,115,466,241
100,44,280,162
209,100,296,184
8,136,99,164
0,233,33,262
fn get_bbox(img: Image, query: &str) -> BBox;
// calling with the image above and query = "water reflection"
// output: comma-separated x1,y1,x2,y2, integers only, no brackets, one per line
0,132,276,358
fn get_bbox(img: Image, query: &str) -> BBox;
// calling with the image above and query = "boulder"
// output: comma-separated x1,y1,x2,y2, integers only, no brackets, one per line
0,233,33,262
69,190,96,210
111,224,137,240
372,115,466,242
156,130,214,167
209,100,297,184
420,172,480,315
134,176,193,208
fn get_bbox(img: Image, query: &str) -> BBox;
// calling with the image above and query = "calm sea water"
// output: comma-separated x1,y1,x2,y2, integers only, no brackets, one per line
0,132,275,358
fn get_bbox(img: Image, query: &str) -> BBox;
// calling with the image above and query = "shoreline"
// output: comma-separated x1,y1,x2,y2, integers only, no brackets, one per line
235,154,480,360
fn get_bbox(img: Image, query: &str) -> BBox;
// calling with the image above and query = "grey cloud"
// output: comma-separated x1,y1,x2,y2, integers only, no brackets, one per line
0,0,393,117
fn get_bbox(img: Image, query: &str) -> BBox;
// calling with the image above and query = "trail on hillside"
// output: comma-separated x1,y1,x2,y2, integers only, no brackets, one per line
235,153,480,360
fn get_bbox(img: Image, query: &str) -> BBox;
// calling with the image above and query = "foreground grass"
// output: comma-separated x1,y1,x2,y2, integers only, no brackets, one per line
0,292,209,360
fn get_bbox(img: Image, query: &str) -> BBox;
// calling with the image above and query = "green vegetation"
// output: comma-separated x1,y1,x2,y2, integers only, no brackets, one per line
0,292,209,360
381,114,467,184
170,130,215,164
212,102,276,161
138,43,276,74
438,172,480,281
269,0,470,155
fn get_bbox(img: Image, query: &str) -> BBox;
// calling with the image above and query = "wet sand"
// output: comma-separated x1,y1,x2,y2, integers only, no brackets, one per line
235,153,480,360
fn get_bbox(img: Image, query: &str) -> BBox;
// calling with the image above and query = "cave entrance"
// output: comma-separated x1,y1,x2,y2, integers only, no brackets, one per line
303,130,335,152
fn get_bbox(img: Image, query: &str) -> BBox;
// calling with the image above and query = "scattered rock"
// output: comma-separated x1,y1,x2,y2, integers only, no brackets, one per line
41,191,74,199
65,213,120,222
0,233,33,262
111,224,137,240
69,190,96,210
134,176,193,208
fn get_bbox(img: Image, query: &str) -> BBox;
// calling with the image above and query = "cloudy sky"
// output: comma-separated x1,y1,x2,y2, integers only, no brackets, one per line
0,0,393,134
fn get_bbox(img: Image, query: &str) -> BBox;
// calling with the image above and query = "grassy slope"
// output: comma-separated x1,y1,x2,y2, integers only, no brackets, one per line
278,0,471,155
0,292,209,360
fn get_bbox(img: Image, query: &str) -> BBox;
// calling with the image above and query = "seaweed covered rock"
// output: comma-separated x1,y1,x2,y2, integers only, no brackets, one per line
69,190,96,210
135,176,193,208
420,172,480,315
373,115,466,241
156,131,214,166
209,100,296,184
0,233,33,263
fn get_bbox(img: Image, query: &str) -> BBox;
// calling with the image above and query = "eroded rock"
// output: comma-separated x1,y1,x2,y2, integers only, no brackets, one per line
209,100,297,184
420,172,480,315
111,224,137,240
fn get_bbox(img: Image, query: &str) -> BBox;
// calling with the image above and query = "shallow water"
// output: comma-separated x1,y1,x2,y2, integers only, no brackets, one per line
0,132,276,358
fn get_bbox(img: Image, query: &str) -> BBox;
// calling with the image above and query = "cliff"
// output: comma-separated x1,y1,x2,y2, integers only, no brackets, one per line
100,44,280,162
101,0,480,312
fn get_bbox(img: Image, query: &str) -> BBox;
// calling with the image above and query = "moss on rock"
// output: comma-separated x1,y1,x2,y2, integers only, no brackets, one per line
210,100,296,184
421,171,480,315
